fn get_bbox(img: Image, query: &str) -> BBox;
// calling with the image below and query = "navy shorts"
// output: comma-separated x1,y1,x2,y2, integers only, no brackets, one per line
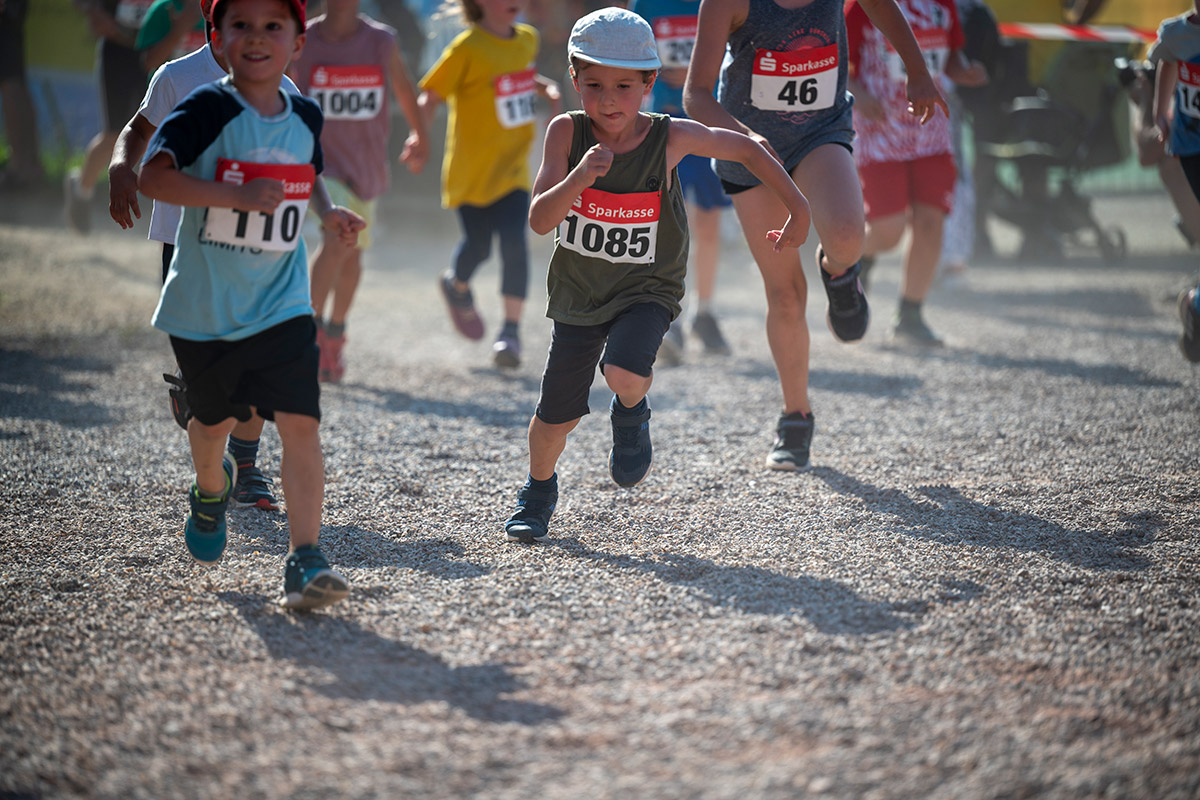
535,302,671,425
98,38,145,133
169,315,320,426
720,141,854,196
677,154,731,210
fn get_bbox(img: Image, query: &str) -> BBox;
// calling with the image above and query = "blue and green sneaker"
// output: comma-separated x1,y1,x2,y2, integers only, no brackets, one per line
281,545,350,611
184,452,237,564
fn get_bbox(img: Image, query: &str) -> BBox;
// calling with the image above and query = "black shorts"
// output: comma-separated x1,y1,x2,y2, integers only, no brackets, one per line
98,38,145,133
719,140,854,196
535,302,671,425
169,315,320,426
0,0,29,82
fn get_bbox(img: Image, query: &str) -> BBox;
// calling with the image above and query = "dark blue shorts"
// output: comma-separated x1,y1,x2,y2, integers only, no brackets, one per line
534,302,671,425
169,315,320,426
676,154,731,210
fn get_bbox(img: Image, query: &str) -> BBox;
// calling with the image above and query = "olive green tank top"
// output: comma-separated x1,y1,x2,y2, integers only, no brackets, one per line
546,111,688,326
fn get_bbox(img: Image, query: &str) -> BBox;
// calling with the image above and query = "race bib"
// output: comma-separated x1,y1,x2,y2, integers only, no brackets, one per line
115,0,154,29
1178,61,1200,120
750,45,839,112
495,68,538,129
884,27,950,82
309,65,385,120
653,15,697,68
559,187,660,265
203,160,315,252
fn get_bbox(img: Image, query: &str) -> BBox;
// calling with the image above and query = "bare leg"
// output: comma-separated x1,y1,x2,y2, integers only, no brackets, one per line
188,417,238,495
900,204,946,303
274,411,323,550
528,415,581,481
79,131,118,193
309,228,356,320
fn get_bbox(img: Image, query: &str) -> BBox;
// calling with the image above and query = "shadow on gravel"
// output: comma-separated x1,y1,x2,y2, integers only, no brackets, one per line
813,468,1156,571
324,529,491,578
343,383,534,428
0,346,117,428
729,361,924,399
928,349,1180,388
218,591,564,724
551,540,916,634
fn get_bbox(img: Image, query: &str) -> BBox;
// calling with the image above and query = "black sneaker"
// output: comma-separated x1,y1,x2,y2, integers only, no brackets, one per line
818,246,870,343
232,464,280,510
766,412,814,471
1180,289,1200,363
892,312,945,348
609,395,652,488
163,370,192,430
505,476,558,543
691,310,731,355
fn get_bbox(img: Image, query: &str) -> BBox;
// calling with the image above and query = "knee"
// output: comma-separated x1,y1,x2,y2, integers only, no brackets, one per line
604,364,649,398
274,412,320,442
819,222,866,266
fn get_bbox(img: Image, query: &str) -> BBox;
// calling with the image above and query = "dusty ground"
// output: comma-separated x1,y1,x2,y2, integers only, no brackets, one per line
1,178,1199,799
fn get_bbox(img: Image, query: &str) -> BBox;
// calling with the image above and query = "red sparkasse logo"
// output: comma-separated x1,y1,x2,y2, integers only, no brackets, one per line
576,187,661,222
215,158,316,199
310,65,383,88
754,44,838,77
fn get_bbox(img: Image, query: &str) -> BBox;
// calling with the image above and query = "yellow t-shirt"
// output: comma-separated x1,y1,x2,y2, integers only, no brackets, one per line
421,23,540,208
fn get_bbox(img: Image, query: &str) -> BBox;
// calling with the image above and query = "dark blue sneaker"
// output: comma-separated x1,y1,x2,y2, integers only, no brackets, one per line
766,412,814,471
505,475,558,543
609,395,652,488
232,464,280,510
183,453,237,564
818,246,870,343
281,545,350,611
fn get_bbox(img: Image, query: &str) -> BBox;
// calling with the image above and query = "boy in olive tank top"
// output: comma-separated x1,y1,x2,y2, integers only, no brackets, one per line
503,8,812,543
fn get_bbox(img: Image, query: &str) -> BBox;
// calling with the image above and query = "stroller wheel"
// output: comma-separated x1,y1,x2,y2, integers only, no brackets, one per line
1098,227,1127,263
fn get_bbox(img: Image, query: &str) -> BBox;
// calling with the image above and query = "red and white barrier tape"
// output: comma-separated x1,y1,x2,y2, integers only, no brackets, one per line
997,22,1156,44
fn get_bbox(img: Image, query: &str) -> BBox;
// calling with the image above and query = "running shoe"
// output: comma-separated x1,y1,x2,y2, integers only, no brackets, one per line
232,464,280,510
818,246,870,343
1180,288,1200,363
439,272,485,340
63,170,91,234
504,477,558,543
766,412,814,471
163,370,192,430
690,310,731,355
492,331,521,369
892,313,945,348
609,395,652,488
657,321,684,367
280,545,350,611
184,453,237,564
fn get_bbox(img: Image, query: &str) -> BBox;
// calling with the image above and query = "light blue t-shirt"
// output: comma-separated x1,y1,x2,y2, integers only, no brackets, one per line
629,0,702,115
1149,13,1200,159
144,76,324,341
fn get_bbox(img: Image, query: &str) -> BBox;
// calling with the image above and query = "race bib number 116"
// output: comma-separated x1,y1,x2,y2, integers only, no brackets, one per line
204,160,316,252
559,187,660,264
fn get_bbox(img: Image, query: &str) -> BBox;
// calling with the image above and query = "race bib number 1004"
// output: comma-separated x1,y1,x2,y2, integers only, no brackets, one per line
309,65,385,120
750,45,839,112
204,160,315,252
559,187,660,265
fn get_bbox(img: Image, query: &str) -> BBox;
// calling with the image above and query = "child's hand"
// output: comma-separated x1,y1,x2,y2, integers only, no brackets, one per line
1156,115,1172,145
766,210,810,253
237,178,286,213
576,143,614,186
321,206,365,248
108,163,141,229
905,70,949,124
401,131,428,174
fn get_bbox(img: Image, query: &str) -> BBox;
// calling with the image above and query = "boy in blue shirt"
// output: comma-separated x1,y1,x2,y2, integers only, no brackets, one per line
139,0,362,609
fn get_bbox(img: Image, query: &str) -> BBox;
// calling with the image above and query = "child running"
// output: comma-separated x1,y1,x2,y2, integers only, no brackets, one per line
416,0,560,368
1151,1,1200,362
845,0,986,346
502,8,811,543
684,0,947,470
139,0,362,609
290,0,429,382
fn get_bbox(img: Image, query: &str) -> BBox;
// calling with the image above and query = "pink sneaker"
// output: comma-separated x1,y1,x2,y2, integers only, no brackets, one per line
439,273,485,340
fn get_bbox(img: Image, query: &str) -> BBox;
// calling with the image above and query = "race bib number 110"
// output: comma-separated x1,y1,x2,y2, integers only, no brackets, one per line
559,187,660,264
204,160,316,252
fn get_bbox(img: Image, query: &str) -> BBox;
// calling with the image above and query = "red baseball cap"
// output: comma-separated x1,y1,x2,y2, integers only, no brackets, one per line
209,0,306,29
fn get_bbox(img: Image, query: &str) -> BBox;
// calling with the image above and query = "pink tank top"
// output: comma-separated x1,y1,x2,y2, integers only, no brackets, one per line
292,14,397,200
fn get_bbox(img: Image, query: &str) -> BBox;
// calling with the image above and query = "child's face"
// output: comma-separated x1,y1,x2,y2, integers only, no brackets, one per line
474,0,524,28
573,63,654,136
213,0,304,88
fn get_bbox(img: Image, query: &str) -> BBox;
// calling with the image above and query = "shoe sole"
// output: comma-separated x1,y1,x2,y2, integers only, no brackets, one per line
505,526,548,544
765,456,810,472
609,451,653,488
493,349,521,369
826,307,870,344
235,496,280,511
280,572,350,611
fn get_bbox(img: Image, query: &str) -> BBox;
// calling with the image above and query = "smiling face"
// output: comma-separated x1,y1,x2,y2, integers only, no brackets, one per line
212,0,304,92
572,62,655,138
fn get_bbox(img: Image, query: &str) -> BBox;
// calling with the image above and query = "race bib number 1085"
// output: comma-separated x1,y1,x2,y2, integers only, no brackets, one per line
204,160,315,252
559,187,660,264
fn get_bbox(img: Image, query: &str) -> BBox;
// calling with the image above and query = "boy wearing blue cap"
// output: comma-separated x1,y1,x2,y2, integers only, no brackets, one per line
503,7,812,543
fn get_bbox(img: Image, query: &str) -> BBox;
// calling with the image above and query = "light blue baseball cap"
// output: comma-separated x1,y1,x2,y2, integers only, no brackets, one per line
568,7,662,71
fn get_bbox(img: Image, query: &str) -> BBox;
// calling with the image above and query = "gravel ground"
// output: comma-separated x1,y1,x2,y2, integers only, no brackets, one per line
2,185,1198,800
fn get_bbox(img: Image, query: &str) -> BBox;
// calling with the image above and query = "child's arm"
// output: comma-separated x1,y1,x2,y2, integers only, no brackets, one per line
528,114,613,235
1155,58,1178,145
668,119,811,251
311,176,366,247
108,113,157,228
858,0,949,123
139,152,286,212
405,89,442,170
388,39,429,174
535,74,563,116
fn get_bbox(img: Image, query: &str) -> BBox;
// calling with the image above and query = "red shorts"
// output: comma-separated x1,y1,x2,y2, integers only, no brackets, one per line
859,153,957,220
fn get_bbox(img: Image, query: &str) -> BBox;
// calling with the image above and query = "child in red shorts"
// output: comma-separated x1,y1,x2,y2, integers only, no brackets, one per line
846,0,985,346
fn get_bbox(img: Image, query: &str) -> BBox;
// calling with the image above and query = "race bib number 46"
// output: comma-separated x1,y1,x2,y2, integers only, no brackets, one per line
751,45,839,112
559,187,660,264
1178,61,1200,120
309,65,385,120
204,160,315,252
653,16,698,68
495,68,538,129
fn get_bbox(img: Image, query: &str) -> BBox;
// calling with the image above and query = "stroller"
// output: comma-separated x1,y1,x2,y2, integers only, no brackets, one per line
963,26,1131,262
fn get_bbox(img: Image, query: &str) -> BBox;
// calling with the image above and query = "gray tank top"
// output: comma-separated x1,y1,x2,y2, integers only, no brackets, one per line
716,0,855,186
